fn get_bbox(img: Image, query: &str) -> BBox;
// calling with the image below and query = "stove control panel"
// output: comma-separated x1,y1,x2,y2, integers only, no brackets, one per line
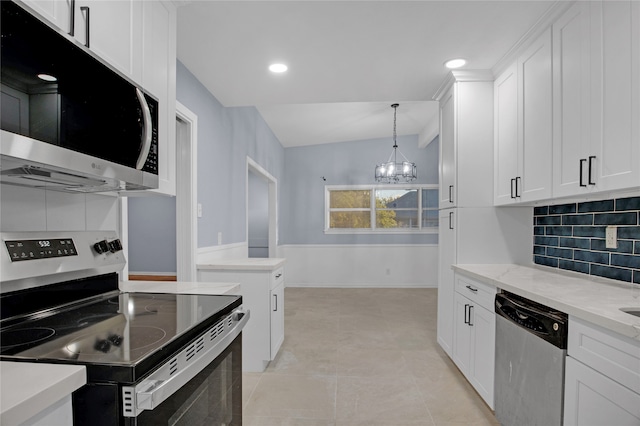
5,238,78,262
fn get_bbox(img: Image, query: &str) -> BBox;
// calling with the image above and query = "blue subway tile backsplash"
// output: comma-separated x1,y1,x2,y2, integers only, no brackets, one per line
534,196,640,286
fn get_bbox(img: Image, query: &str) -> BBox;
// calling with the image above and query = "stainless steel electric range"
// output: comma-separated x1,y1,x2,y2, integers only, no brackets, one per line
0,231,248,425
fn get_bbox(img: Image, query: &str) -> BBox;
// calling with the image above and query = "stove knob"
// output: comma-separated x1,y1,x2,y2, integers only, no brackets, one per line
93,240,109,254
108,239,123,253
108,334,123,346
94,339,112,353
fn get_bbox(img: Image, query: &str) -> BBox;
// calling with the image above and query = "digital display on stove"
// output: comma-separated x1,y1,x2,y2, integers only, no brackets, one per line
5,238,78,262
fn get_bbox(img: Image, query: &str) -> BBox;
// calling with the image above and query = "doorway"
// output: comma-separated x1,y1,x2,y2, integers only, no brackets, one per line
246,158,277,258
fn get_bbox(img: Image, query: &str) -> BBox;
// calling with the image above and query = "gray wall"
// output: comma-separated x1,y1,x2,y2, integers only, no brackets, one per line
176,61,285,249
248,171,269,258
128,196,176,273
281,135,439,245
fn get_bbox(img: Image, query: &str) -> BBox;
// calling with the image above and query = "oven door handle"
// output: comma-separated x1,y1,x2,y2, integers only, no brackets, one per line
134,309,250,413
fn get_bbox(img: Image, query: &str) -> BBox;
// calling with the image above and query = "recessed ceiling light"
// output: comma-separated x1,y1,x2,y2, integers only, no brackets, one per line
269,63,288,73
444,59,467,69
37,73,57,82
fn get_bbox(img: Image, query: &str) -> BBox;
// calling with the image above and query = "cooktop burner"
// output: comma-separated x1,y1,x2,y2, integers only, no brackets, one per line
0,327,55,348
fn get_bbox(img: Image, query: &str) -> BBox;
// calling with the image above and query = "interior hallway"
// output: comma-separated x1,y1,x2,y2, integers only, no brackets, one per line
242,287,499,425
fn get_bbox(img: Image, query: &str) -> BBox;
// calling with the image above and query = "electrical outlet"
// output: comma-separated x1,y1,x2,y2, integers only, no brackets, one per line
197,203,203,218
606,226,617,249
217,232,222,245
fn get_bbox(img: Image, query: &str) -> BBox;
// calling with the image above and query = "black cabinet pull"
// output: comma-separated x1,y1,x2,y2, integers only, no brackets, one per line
468,305,474,326
273,294,278,311
579,159,587,187
449,185,454,203
464,304,470,324
69,0,75,36
449,211,454,230
80,6,90,48
510,178,516,199
465,285,478,293
588,156,596,185
516,176,522,197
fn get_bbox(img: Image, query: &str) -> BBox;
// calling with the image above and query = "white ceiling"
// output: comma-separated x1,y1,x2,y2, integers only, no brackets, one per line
176,1,557,147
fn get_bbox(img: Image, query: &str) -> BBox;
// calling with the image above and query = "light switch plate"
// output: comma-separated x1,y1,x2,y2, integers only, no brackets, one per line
606,226,617,249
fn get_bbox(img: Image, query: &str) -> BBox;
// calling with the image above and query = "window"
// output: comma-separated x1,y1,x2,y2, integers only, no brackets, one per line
325,185,438,233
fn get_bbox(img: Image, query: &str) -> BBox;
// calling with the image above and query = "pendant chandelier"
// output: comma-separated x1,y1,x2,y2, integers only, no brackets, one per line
375,103,417,183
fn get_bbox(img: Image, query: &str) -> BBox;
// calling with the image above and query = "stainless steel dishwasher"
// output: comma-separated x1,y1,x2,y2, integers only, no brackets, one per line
494,291,568,426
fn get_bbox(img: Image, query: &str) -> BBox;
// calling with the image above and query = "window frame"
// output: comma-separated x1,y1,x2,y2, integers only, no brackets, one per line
324,184,439,234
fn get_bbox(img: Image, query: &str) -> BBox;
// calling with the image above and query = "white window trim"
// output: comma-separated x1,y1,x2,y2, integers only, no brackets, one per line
324,184,439,234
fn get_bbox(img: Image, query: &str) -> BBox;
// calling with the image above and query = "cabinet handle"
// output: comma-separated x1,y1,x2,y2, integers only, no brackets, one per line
80,6,90,48
449,185,454,203
465,285,478,293
464,304,469,324
468,305,474,326
579,159,587,187
275,273,282,279
510,178,516,199
516,176,521,198
449,211,454,230
273,294,278,312
69,0,75,36
588,156,596,185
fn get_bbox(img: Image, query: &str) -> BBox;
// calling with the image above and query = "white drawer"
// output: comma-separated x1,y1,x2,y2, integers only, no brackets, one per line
568,316,640,395
271,267,284,290
454,274,496,311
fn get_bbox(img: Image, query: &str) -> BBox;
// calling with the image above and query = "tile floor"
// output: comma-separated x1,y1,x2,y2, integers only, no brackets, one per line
242,288,499,425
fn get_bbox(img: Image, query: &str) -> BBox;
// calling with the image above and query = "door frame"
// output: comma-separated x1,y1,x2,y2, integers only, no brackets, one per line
176,101,198,281
246,157,278,258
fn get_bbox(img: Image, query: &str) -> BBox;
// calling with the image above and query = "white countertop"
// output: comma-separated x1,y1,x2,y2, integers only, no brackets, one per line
453,264,640,341
0,362,86,426
197,257,286,271
119,280,240,295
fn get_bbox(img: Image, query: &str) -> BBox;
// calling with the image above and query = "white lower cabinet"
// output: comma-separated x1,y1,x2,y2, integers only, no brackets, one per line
197,263,285,372
564,317,640,425
451,274,496,409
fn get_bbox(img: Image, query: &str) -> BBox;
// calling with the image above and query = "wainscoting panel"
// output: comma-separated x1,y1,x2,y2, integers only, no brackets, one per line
278,244,438,288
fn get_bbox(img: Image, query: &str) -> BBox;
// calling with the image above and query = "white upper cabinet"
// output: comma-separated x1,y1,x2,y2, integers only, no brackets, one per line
494,63,518,205
436,71,495,209
553,1,640,197
141,1,177,196
20,0,71,34
589,1,640,192
552,2,592,198
494,29,552,205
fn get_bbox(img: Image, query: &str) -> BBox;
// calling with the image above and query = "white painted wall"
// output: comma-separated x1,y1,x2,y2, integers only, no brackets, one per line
278,244,438,288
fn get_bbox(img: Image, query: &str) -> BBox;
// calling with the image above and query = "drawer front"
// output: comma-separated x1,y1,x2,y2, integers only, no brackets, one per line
568,316,640,394
455,274,496,311
271,267,284,290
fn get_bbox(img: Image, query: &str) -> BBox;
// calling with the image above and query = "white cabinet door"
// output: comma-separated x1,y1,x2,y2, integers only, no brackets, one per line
589,0,640,192
494,63,519,205
437,209,456,356
469,304,495,409
564,357,640,426
21,0,71,33
439,84,456,208
452,291,472,374
270,280,285,358
142,0,177,196
552,2,592,198
74,0,143,84
518,28,552,202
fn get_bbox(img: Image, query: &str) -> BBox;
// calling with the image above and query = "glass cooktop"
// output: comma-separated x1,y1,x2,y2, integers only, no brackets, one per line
0,291,242,382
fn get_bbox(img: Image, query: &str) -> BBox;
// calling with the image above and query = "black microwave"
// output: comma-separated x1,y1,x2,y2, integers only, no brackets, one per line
0,0,159,192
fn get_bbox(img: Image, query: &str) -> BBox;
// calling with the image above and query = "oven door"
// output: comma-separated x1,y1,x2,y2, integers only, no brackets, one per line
129,333,242,426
